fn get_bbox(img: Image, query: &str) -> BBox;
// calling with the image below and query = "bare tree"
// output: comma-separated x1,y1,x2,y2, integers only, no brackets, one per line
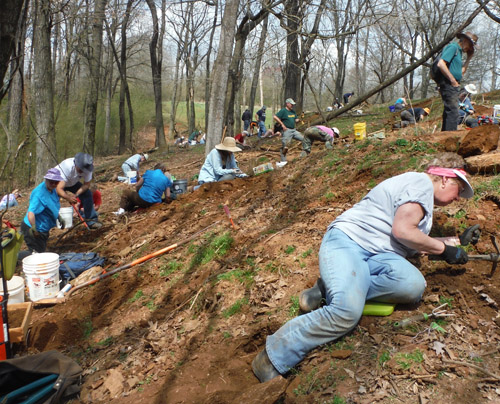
205,0,239,153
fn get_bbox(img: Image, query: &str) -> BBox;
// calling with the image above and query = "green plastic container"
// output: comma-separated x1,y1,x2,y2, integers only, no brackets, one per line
362,301,396,316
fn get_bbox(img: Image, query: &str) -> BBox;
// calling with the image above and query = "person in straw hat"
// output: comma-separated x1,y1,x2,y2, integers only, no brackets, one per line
197,137,248,186
458,84,479,128
437,31,478,131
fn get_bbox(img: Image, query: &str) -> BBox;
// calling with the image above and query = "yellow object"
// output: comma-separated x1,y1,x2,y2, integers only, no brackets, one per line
1,229,23,281
354,122,366,141
362,301,396,316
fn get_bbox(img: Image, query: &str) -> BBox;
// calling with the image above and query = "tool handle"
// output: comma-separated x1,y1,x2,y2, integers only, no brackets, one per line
393,313,428,328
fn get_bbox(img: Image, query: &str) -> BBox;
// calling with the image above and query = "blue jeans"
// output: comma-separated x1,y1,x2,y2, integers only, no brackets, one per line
258,121,266,138
243,120,250,131
65,183,97,221
266,228,426,374
439,82,459,131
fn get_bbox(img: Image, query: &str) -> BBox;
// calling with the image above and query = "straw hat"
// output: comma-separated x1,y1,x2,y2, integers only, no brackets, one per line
215,137,241,153
423,108,431,115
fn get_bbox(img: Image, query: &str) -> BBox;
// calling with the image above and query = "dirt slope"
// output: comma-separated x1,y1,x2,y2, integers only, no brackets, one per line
8,109,500,404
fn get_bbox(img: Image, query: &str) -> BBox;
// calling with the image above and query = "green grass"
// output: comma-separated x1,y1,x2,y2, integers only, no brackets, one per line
395,349,424,370
222,298,248,318
128,289,144,303
217,268,257,287
159,259,183,277
81,317,93,339
284,245,296,254
189,232,233,270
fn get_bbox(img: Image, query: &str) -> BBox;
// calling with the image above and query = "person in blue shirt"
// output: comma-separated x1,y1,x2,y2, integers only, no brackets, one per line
458,84,479,128
116,163,172,214
20,168,64,253
256,106,267,138
117,153,148,182
394,97,406,111
197,137,247,187
437,31,477,131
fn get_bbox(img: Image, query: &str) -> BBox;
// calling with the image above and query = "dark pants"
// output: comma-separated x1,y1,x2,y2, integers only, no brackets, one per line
120,189,154,212
439,82,459,131
20,221,49,253
65,183,96,220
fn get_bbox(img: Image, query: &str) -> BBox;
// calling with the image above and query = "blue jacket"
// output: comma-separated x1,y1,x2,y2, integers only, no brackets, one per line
198,149,238,184
23,182,60,233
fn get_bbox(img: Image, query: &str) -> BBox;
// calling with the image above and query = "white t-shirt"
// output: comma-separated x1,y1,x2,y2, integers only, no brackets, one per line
329,172,434,257
55,158,92,187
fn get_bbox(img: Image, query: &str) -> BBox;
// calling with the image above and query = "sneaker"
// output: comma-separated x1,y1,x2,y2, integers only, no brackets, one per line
113,208,125,216
300,150,309,158
299,278,326,313
252,349,280,383
88,222,102,229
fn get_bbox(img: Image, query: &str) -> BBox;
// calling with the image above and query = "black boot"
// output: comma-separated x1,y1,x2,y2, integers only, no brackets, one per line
299,277,326,313
252,349,281,383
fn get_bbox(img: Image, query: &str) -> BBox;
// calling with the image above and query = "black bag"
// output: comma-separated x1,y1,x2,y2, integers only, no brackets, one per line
59,252,105,281
430,52,443,83
0,350,82,403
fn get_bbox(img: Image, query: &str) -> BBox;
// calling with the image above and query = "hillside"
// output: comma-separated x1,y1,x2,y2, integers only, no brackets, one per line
6,100,500,404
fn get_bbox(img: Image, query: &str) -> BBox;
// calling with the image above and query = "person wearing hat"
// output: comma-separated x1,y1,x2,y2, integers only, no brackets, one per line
118,153,149,182
234,131,250,149
400,107,430,127
256,106,267,138
252,153,476,383
437,31,478,131
20,168,65,253
54,152,101,229
458,84,479,128
197,137,247,186
115,163,173,214
273,98,304,162
300,126,340,157
0,189,22,211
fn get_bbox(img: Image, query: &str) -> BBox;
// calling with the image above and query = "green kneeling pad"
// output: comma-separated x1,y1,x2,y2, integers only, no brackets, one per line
362,301,396,316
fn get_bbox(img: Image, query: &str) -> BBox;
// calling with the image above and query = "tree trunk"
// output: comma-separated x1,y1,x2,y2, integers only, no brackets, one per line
283,0,301,110
169,44,182,141
146,0,166,149
205,0,239,153
249,15,268,115
32,0,57,181
83,0,106,156
204,4,218,134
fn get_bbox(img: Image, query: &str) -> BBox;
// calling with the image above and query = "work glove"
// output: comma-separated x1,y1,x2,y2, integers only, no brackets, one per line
459,224,481,246
29,226,40,239
58,215,66,230
438,245,468,265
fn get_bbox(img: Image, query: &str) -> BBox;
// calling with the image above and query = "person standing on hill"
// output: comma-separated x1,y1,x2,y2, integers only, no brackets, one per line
242,109,252,131
273,98,304,162
437,31,478,131
256,106,267,138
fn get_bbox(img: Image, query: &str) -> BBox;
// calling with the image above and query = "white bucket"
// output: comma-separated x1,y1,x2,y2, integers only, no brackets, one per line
493,105,500,119
22,253,60,301
0,276,25,304
127,171,137,184
59,206,73,229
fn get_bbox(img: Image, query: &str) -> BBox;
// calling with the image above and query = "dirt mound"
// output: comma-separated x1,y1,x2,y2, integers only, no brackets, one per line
9,110,500,403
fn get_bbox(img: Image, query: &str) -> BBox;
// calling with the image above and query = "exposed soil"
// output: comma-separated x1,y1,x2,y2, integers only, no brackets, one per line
4,99,500,404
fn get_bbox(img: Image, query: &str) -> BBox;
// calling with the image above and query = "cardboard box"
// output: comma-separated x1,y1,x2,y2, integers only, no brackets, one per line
7,302,33,343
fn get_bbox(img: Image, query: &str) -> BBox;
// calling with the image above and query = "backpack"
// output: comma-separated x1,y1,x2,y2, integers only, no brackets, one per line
59,252,105,281
430,46,459,83
0,350,82,404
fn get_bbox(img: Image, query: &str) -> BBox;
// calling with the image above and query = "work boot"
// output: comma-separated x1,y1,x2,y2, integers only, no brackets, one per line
280,147,288,162
88,222,102,230
252,349,281,383
300,150,310,158
299,277,326,313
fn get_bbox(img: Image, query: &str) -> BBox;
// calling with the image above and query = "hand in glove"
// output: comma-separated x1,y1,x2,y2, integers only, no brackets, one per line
29,226,40,238
439,245,468,265
58,215,66,229
459,224,481,246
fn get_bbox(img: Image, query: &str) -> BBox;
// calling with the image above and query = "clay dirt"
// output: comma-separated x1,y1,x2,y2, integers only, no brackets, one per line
5,103,500,404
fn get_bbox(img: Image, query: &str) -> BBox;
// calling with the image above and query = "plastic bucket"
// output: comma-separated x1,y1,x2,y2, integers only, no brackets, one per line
22,253,60,301
389,105,396,112
172,180,188,195
354,122,366,141
493,105,500,118
0,276,25,304
59,206,73,229
127,171,137,184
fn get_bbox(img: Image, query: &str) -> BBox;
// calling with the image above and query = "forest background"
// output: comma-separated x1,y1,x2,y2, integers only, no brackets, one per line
1,0,500,192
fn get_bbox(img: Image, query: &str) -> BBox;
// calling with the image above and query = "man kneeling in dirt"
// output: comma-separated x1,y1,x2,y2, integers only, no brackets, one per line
397,107,430,128
115,163,172,215
252,153,480,383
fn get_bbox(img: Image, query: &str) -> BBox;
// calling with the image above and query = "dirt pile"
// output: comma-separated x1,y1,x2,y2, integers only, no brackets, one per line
7,107,500,403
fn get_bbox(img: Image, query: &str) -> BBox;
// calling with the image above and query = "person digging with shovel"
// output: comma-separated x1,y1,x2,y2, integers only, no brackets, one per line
252,152,478,383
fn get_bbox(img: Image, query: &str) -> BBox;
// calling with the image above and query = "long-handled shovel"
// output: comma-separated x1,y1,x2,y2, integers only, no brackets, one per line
72,203,90,231
65,220,220,298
